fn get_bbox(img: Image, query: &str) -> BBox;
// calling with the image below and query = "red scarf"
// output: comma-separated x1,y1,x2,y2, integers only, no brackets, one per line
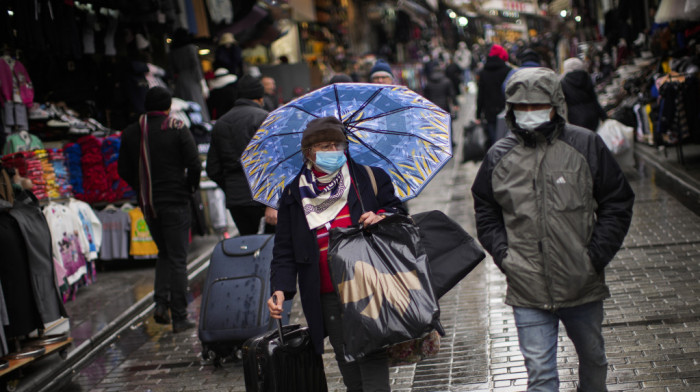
138,111,170,218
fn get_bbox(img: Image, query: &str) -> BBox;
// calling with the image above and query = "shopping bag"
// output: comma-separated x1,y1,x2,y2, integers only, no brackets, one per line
328,214,441,360
386,329,441,367
462,122,488,163
412,210,485,298
597,119,632,155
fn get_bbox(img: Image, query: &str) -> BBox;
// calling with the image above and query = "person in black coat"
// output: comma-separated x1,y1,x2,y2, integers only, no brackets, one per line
118,87,202,333
423,66,458,115
476,44,513,147
267,117,406,391
560,57,607,131
207,68,238,120
206,74,276,235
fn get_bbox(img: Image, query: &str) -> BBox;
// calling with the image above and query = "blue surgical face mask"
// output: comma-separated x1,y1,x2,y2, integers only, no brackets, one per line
314,151,347,173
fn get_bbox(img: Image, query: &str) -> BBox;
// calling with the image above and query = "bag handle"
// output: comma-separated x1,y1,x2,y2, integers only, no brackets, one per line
363,165,377,196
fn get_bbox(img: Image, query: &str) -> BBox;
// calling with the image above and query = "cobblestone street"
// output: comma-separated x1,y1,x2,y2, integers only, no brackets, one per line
53,92,700,392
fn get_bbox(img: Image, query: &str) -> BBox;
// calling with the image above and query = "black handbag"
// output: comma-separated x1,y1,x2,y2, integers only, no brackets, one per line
462,122,488,163
412,210,485,299
328,214,441,361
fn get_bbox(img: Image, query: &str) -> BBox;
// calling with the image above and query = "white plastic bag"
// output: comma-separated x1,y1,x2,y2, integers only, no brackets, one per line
597,119,632,155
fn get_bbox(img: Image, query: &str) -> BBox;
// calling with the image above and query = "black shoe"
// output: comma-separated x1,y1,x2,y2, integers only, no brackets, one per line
172,319,196,333
154,304,171,325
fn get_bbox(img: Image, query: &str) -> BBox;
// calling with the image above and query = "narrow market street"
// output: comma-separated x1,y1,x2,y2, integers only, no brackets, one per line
33,90,700,392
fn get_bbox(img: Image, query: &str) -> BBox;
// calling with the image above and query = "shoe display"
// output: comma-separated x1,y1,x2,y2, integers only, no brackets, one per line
172,319,196,333
153,304,171,325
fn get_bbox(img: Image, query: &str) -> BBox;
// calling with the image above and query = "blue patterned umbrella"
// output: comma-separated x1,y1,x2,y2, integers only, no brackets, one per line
241,83,452,208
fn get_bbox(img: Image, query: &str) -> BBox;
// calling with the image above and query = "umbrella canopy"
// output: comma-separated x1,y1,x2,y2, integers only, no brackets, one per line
241,83,452,208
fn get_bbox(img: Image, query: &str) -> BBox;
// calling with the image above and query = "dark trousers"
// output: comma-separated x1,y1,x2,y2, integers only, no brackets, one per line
145,203,191,322
321,293,390,392
485,120,498,148
229,205,274,235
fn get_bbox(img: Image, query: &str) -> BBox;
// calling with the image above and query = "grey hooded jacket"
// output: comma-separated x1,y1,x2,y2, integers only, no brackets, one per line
471,68,634,311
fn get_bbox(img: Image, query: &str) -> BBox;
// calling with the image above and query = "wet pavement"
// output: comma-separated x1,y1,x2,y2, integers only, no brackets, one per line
7,87,700,391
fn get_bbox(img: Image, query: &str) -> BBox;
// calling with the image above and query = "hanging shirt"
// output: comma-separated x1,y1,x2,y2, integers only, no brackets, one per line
97,208,131,260
68,198,103,261
43,202,90,286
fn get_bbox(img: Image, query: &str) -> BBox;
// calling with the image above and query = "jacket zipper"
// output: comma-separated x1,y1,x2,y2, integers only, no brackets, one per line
537,141,554,310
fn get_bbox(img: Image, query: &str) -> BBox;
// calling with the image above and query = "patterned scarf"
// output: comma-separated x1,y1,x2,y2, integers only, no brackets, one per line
138,111,172,219
299,161,351,230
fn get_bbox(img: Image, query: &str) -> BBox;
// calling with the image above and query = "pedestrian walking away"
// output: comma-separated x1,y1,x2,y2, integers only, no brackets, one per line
475,44,512,147
206,74,277,235
267,116,407,391
118,86,202,333
471,67,635,392
560,57,608,131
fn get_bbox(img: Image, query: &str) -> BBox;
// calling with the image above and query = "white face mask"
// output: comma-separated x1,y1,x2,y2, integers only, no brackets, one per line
513,109,552,130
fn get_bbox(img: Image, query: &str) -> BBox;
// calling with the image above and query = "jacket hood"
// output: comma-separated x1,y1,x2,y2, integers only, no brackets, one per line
504,67,567,131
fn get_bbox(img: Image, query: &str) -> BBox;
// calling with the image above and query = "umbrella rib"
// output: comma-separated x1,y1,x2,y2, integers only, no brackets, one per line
346,88,385,124
346,105,445,125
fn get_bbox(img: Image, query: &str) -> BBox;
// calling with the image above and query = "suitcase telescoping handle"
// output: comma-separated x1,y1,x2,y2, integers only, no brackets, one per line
273,295,284,344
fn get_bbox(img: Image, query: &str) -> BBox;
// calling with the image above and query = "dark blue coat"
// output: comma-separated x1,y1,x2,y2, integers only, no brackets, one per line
270,158,407,354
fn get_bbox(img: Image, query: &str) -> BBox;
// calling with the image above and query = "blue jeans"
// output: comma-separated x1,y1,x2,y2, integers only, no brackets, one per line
145,203,191,322
513,301,608,392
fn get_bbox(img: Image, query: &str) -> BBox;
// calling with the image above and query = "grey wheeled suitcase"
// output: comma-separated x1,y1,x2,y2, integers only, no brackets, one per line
198,234,291,365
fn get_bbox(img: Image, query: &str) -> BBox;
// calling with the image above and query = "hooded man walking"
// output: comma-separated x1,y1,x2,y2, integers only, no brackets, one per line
471,67,635,392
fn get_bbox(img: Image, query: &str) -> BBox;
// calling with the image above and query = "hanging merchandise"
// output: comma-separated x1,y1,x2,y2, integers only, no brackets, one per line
77,135,110,203
2,130,43,155
328,214,442,360
64,142,84,196
0,55,33,134
101,133,134,201
43,202,91,296
68,198,103,263
96,206,131,261
127,206,158,259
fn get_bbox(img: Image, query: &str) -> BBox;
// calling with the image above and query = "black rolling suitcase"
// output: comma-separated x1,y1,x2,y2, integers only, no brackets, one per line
243,319,328,392
198,234,291,365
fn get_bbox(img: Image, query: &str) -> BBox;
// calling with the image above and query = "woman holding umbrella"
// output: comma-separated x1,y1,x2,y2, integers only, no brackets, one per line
267,116,407,391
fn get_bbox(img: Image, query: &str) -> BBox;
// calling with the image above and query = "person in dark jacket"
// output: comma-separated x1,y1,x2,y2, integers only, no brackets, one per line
207,68,238,120
118,86,202,333
560,57,607,131
423,65,458,115
267,117,406,392
476,44,512,147
206,74,276,235
471,68,634,392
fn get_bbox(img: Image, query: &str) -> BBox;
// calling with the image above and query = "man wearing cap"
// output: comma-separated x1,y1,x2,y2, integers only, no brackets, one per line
118,86,202,333
471,68,635,391
267,116,406,391
207,74,276,235
476,44,513,147
369,59,394,84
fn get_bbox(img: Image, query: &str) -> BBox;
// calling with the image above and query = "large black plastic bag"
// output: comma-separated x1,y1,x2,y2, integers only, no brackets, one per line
328,214,441,361
412,210,486,298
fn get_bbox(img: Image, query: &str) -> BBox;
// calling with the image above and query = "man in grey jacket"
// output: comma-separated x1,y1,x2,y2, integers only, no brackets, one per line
471,67,634,392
